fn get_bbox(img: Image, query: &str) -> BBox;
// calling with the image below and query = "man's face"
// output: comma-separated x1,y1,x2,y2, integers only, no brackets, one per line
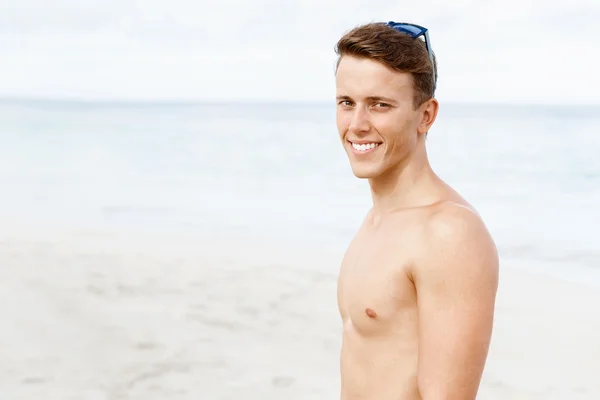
335,55,424,180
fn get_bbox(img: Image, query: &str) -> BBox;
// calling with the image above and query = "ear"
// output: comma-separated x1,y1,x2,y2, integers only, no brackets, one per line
417,98,439,135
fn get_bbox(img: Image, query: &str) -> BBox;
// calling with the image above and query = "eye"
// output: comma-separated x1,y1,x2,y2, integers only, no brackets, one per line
374,102,390,108
339,100,354,107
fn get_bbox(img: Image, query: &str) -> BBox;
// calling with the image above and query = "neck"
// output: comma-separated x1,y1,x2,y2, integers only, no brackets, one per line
368,140,439,218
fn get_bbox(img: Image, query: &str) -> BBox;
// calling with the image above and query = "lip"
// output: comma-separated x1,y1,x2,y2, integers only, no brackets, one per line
348,140,382,155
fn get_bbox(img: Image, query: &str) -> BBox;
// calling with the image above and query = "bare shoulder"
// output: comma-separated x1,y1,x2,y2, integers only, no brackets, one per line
411,201,499,281
427,201,496,250
409,201,500,398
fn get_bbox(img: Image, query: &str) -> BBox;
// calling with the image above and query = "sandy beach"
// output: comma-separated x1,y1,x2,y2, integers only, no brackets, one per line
1,222,598,400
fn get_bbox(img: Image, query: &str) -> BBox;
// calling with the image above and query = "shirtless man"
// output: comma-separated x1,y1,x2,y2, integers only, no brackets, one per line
334,22,499,399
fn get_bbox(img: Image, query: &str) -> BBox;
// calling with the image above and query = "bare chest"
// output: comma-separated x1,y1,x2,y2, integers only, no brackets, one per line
337,235,417,336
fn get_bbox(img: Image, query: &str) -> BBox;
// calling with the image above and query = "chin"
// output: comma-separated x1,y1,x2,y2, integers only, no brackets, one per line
349,164,382,179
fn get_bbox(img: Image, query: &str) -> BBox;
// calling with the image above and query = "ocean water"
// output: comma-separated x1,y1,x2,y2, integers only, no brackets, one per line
1,99,600,284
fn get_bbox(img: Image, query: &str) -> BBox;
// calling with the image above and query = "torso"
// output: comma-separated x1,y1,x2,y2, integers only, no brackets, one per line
337,199,471,400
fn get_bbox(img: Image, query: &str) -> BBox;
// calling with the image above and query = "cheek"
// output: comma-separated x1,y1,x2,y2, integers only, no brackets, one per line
336,113,349,136
378,110,415,137
374,117,414,152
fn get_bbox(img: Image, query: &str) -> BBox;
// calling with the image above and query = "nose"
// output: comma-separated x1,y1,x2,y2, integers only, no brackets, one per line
348,107,371,135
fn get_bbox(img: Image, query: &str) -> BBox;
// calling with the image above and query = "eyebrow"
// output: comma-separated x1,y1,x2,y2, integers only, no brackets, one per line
336,95,397,103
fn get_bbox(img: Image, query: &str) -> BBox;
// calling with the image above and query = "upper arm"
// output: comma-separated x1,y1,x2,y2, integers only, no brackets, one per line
413,206,499,399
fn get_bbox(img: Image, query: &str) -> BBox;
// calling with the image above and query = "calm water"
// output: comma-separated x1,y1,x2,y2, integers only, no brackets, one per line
1,99,599,284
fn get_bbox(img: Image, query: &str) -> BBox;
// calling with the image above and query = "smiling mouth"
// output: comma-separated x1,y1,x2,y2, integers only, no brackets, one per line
349,141,381,153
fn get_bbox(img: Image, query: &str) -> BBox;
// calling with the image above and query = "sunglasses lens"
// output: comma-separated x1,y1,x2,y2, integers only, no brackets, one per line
387,22,425,37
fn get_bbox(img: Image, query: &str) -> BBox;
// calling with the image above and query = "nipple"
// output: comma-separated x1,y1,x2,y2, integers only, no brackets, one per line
365,308,377,318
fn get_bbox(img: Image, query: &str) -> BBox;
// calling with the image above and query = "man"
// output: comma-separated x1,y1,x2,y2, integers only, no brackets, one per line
334,21,499,399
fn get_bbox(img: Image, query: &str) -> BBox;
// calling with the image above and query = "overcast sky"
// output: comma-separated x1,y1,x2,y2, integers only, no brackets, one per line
1,0,599,105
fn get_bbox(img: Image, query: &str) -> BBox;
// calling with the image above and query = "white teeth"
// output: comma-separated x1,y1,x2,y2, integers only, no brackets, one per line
352,142,379,152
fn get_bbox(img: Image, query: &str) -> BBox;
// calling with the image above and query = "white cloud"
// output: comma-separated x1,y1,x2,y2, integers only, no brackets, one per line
0,0,599,104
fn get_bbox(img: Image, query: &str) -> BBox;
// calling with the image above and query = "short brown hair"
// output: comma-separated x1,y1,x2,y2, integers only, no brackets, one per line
334,22,437,108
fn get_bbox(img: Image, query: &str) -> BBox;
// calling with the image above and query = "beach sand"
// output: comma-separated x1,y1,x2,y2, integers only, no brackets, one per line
1,223,599,399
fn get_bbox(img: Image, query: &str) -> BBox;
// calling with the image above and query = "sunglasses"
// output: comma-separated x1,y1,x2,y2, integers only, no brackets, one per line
386,21,437,93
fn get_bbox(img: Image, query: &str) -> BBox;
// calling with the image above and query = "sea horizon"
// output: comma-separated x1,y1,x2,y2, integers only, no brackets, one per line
2,95,600,112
